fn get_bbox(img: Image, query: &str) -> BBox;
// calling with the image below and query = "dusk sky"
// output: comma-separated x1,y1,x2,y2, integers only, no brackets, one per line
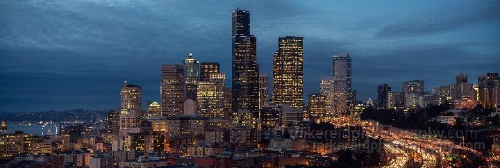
1,1,499,113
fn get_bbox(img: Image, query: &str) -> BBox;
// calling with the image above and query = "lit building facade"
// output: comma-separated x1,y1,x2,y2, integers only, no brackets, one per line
450,73,476,103
146,101,161,118
232,7,259,117
320,77,335,120
259,73,269,109
0,132,52,159
123,132,164,152
432,85,451,105
0,132,25,159
231,110,260,147
149,118,167,132
119,111,141,138
161,64,185,117
209,73,226,86
120,82,142,114
307,93,326,123
223,87,232,117
332,53,353,118
260,104,303,128
197,81,225,118
183,99,197,116
107,110,120,132
200,62,220,82
350,102,365,121
165,116,206,139
402,80,425,110
478,73,499,109
377,84,391,109
232,7,250,36
183,53,200,101
388,92,404,110
272,36,304,109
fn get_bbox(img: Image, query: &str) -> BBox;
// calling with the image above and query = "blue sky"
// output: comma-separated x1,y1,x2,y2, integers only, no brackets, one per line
1,1,499,112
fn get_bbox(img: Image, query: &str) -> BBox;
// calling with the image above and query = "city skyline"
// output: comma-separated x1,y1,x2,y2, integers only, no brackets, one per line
0,4,499,167
1,1,500,112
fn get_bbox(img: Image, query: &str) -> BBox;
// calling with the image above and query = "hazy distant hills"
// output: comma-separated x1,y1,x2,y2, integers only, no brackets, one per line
0,109,109,123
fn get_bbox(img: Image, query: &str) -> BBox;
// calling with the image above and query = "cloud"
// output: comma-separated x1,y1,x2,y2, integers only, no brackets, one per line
376,2,500,38
352,42,499,97
1,1,499,112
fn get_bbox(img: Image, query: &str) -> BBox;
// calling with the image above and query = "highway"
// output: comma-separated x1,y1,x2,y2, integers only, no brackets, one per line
361,121,491,167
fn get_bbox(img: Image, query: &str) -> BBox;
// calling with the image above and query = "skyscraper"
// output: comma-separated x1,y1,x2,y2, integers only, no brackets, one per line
197,73,226,118
320,77,335,120
200,62,220,82
120,82,142,114
478,73,499,108
272,36,304,109
259,73,269,109
332,53,352,118
388,92,405,109
232,7,250,36
223,87,232,117
183,53,200,101
107,110,120,132
432,85,451,105
308,93,326,123
451,72,468,101
402,80,425,109
161,64,185,117
146,101,161,118
209,73,226,86
377,84,391,109
232,7,259,117
119,82,143,146
456,72,468,83
449,73,477,108
119,110,142,145
197,81,225,118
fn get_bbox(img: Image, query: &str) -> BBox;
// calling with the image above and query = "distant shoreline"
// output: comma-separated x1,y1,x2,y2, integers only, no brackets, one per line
4,123,58,136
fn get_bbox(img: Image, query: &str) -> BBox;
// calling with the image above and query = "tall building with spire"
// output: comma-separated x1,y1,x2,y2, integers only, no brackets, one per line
272,36,304,109
120,81,142,114
161,64,185,117
231,7,259,117
183,53,200,101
